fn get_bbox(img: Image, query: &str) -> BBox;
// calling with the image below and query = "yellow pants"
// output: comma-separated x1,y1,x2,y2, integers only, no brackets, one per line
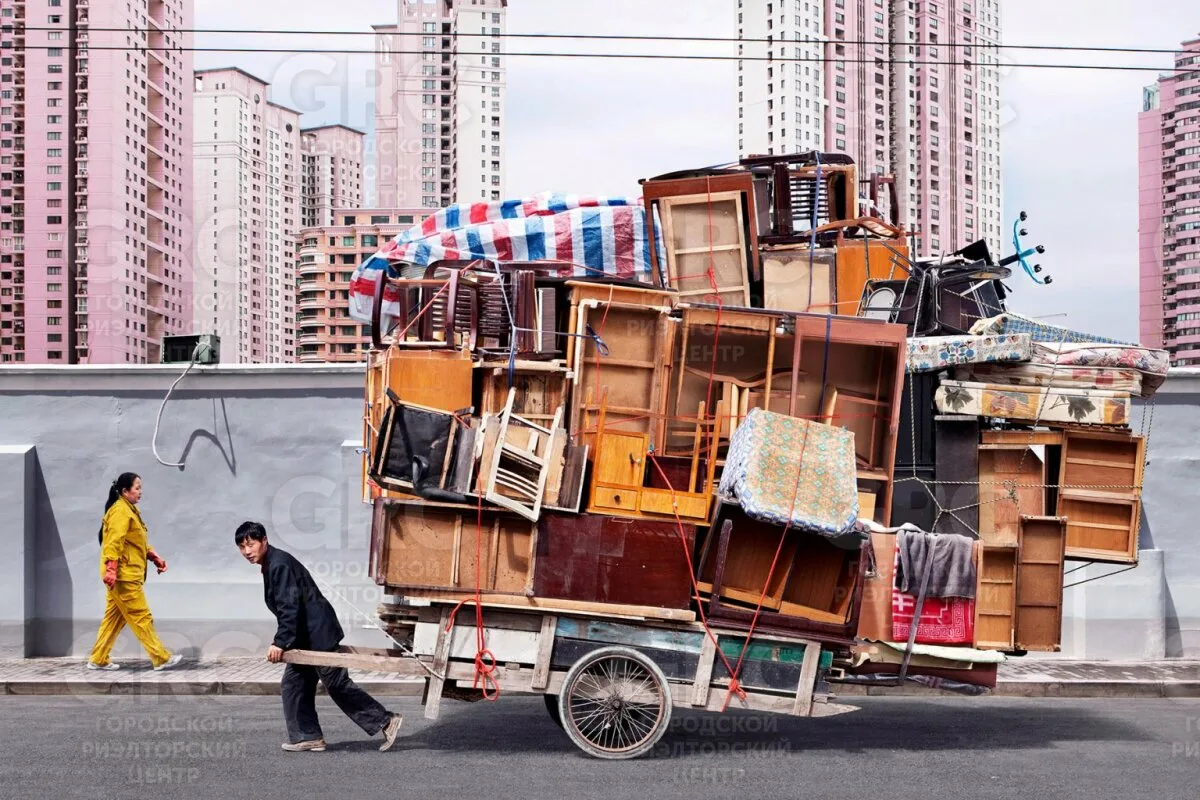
89,581,172,668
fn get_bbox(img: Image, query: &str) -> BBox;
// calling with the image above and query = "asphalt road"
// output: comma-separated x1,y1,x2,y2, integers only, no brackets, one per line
1,694,1198,799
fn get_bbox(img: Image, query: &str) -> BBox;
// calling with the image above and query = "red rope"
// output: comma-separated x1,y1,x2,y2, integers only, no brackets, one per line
718,422,813,711
444,494,500,701
647,455,747,704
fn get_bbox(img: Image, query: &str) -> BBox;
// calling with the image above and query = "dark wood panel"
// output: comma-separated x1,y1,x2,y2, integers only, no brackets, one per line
533,512,697,610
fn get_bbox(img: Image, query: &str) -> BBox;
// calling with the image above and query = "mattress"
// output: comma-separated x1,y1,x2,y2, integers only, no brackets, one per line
969,312,1136,346
1029,341,1169,397
718,408,860,537
954,362,1144,395
934,380,1131,426
906,333,1031,373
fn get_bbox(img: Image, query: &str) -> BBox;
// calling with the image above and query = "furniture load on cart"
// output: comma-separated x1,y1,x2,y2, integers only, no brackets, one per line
303,154,1167,759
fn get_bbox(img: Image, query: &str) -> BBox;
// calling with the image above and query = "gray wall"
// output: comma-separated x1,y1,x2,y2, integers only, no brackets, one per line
0,365,380,661
0,363,1197,660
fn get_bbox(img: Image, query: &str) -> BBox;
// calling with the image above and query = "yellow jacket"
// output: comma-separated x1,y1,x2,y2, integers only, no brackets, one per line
99,498,153,583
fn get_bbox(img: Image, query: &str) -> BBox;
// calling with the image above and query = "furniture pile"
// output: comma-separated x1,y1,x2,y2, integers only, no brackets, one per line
352,152,1168,694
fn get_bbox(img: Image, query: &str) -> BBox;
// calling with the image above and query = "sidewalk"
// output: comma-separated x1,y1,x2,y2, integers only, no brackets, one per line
2,657,1199,698
0,657,424,697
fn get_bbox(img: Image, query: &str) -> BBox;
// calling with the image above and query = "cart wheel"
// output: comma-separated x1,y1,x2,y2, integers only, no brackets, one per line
557,646,673,760
543,693,564,730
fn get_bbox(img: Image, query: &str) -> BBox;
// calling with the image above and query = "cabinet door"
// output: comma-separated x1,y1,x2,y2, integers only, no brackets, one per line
592,432,647,487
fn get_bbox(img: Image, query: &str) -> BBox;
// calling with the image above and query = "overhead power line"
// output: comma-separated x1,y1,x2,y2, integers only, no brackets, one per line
11,43,1198,72
13,26,1197,56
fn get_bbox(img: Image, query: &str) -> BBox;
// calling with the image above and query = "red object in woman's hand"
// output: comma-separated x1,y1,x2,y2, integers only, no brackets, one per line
103,561,118,589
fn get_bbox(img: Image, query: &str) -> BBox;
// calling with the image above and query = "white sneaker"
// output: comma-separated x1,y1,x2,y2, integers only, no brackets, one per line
153,654,183,671
281,738,326,752
379,713,403,752
87,661,120,671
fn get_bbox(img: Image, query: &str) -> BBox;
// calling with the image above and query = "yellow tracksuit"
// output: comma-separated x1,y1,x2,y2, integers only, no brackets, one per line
89,498,172,668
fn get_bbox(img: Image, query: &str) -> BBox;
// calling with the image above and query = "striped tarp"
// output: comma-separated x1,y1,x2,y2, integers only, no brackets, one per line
348,192,662,326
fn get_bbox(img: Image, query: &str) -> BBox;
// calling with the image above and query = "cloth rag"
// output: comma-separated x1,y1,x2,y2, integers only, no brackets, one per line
895,529,976,600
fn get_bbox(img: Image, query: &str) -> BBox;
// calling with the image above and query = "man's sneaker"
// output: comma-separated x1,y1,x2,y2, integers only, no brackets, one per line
281,739,326,752
87,661,120,671
379,713,403,752
153,654,183,671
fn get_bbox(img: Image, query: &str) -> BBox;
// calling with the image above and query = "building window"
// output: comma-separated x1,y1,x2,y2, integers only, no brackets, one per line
370,214,390,224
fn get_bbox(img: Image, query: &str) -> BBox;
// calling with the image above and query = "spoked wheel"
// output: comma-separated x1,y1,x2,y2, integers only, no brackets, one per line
558,646,673,760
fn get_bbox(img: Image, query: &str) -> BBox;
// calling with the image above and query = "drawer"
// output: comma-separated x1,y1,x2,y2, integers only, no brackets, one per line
589,484,639,513
638,488,709,520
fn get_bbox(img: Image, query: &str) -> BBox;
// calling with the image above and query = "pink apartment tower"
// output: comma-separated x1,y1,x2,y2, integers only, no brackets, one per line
0,0,193,364
737,0,1003,258
1139,36,1200,365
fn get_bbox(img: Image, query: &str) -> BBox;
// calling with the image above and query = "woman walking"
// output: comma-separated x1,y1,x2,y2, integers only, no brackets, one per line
88,472,182,671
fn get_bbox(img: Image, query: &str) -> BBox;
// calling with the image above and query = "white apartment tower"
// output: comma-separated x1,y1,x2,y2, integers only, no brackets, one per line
192,68,300,363
737,0,826,158
373,0,507,209
738,0,1004,258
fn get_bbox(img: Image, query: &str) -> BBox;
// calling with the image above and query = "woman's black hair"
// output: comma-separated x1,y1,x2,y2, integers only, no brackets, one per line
99,472,140,544
234,521,268,546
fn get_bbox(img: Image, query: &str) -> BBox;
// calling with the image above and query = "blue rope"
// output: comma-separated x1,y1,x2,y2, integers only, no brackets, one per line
807,152,822,309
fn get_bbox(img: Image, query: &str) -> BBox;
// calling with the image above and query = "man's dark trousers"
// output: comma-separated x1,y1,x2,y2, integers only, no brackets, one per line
282,663,391,744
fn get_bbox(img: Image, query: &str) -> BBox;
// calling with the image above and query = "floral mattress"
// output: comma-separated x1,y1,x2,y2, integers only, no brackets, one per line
906,333,1031,373
717,408,860,537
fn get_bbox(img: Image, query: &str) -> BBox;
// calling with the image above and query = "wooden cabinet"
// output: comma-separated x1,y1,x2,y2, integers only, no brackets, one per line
1058,431,1144,564
974,545,1018,650
370,500,536,595
1015,515,1067,651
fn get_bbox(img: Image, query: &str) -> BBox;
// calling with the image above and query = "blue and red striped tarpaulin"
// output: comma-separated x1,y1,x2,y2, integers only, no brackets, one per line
348,192,662,326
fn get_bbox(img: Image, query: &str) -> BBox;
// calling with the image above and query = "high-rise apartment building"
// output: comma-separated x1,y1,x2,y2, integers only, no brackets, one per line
0,0,194,364
1139,37,1200,365
193,67,300,364
373,0,507,209
296,207,433,362
301,124,365,229
737,0,1004,258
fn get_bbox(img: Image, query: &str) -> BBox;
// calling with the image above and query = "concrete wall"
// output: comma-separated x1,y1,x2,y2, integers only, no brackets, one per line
0,364,379,661
0,364,1197,661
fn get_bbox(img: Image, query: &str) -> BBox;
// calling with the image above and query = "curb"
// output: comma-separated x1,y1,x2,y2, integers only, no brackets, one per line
3,680,426,697
831,681,1200,699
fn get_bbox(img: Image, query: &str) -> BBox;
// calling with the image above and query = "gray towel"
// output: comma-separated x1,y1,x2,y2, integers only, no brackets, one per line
896,529,977,600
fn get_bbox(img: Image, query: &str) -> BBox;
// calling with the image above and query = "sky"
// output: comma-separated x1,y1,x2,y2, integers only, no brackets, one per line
194,0,1200,345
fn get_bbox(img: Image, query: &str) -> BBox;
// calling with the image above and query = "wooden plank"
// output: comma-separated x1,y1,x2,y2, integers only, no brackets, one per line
553,617,706,654
666,683,859,717
393,590,697,622
424,606,453,720
982,429,1064,446
412,622,540,664
530,615,558,690
281,648,429,678
791,641,822,716
690,634,718,707
445,661,567,696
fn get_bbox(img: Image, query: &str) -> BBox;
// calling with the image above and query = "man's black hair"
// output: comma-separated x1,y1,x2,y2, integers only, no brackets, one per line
234,521,268,545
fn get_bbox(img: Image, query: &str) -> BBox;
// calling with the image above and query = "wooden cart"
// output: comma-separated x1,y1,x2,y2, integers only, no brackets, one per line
283,597,858,760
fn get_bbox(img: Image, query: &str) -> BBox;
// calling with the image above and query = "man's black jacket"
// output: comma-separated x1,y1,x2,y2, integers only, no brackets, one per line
261,545,344,652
